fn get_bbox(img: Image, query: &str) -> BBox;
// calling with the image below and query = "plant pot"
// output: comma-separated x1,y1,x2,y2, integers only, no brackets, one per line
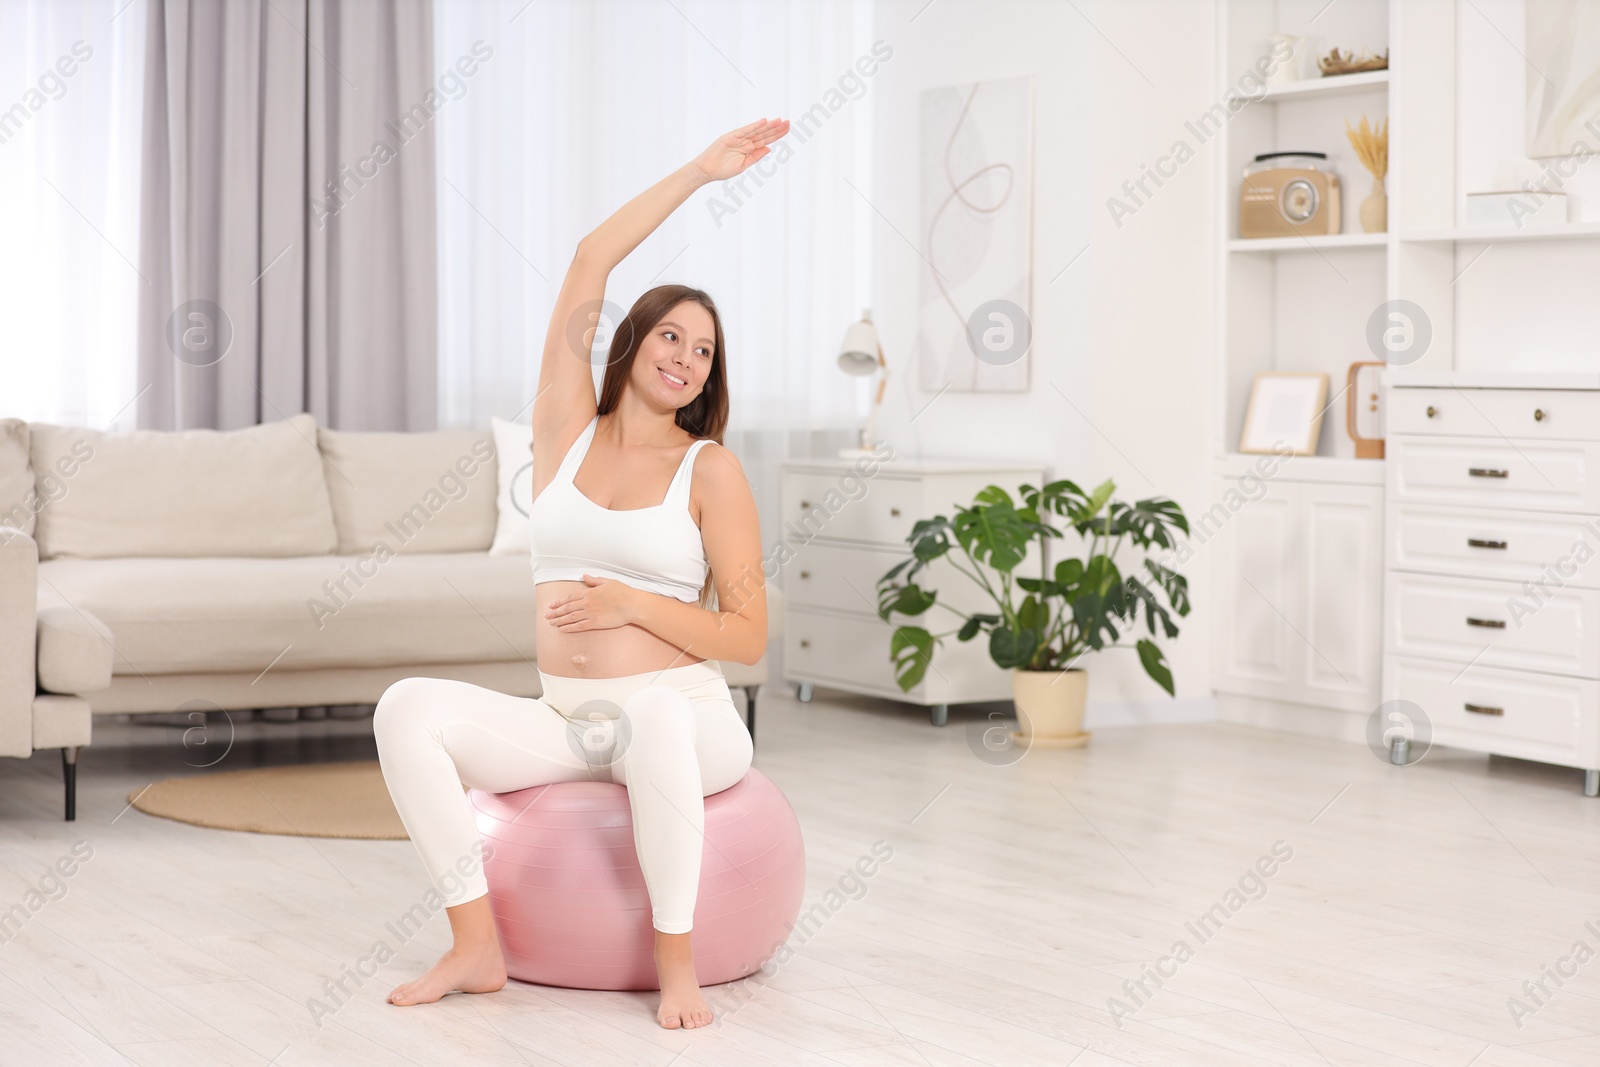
1360,177,1387,233
1011,667,1091,749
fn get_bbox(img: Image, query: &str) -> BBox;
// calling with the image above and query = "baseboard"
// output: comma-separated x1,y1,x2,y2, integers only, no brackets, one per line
1082,695,1218,728
1214,692,1369,745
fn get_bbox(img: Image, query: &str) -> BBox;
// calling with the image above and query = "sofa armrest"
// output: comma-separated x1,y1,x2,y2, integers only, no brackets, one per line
0,528,38,758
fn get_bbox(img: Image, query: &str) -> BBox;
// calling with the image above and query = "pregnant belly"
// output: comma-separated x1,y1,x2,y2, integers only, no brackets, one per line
536,580,705,678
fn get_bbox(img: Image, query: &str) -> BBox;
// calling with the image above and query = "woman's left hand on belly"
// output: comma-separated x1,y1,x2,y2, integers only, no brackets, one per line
545,574,640,632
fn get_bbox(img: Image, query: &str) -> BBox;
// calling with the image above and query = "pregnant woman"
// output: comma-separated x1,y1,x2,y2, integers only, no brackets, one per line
374,117,788,1029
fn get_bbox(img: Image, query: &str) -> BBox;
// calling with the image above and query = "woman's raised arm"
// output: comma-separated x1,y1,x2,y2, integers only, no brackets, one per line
532,118,789,446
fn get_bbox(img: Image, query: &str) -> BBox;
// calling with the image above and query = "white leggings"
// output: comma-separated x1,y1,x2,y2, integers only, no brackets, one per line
372,660,753,934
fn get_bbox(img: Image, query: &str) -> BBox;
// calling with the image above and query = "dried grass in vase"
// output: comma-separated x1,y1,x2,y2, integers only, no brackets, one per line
1344,114,1388,233
1344,115,1388,181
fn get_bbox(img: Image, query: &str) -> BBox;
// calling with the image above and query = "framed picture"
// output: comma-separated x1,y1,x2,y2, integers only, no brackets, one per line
1526,0,1600,158
1239,372,1329,455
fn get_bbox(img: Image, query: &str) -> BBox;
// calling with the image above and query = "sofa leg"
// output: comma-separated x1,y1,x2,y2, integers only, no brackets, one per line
743,686,758,749
61,747,79,822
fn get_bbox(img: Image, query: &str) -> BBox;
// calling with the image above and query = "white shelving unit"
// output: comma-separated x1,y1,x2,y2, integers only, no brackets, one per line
1214,0,1600,739
1211,0,1394,733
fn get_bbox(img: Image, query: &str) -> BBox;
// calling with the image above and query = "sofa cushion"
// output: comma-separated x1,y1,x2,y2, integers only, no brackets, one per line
317,428,498,555
0,419,35,538
29,414,339,560
489,416,532,555
36,552,536,675
35,601,114,696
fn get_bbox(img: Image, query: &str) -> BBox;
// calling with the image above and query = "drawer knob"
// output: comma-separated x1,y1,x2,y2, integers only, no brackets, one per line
1464,702,1505,716
890,507,901,517
1426,405,1438,418
1468,468,1509,479
799,499,811,509
1534,408,1547,422
1466,616,1507,629
1466,538,1508,550
799,638,810,648
799,570,810,579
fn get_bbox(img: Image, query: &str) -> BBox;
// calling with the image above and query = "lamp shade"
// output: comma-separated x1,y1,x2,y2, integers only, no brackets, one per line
837,309,879,375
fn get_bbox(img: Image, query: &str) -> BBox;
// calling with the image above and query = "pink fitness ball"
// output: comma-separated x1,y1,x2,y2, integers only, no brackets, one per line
467,767,806,990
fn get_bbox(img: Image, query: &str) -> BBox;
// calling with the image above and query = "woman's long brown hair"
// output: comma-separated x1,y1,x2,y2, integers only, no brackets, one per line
596,284,730,609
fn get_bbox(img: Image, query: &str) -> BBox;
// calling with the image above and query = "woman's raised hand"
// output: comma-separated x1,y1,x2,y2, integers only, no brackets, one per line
690,118,790,183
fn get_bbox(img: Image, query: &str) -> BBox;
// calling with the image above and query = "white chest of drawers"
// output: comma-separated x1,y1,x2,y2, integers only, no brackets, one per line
778,456,1047,726
1382,373,1600,795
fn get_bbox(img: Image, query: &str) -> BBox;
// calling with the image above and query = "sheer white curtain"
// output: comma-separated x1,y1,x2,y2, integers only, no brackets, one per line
0,0,146,429
433,0,875,539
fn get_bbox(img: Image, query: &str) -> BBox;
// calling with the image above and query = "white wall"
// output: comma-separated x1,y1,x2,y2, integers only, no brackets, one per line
868,0,1219,721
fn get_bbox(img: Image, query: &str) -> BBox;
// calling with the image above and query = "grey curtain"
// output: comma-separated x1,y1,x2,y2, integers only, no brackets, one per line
135,0,437,432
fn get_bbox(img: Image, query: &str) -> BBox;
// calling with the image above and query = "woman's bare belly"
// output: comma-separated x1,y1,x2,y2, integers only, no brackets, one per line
535,580,705,678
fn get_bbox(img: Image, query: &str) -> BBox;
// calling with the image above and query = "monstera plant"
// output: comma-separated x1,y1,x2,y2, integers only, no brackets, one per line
875,478,1190,747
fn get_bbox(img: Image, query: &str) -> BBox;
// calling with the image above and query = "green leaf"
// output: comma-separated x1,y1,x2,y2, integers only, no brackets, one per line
1083,555,1122,597
1018,594,1048,633
1145,559,1191,617
878,556,916,585
952,491,1031,574
1124,577,1178,639
888,626,935,691
1105,496,1190,549
989,626,1039,669
1074,478,1115,525
878,582,937,619
1137,638,1175,696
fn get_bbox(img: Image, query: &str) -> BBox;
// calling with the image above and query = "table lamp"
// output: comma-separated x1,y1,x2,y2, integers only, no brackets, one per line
837,308,888,457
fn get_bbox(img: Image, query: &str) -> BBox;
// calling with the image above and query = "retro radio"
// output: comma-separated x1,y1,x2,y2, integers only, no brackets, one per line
1239,151,1341,238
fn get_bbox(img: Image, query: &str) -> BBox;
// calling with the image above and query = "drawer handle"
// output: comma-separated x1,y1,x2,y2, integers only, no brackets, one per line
1466,538,1508,550
1464,702,1505,716
1466,617,1506,629
1426,405,1438,418
799,570,811,579
890,507,901,517
798,639,810,648
1534,408,1547,422
1468,468,1509,479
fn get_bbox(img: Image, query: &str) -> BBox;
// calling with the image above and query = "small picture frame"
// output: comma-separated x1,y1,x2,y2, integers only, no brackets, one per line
1239,372,1329,455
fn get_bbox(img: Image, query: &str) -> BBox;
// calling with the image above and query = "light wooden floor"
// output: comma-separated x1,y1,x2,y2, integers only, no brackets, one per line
3,686,1600,1067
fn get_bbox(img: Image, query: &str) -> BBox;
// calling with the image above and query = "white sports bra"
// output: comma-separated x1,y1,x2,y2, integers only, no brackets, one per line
528,415,714,603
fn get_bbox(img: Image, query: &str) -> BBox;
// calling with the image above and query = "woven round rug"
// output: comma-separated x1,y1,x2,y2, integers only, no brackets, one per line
126,760,452,840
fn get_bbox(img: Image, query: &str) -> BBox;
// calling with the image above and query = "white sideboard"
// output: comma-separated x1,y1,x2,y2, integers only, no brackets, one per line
778,456,1046,726
1383,372,1600,796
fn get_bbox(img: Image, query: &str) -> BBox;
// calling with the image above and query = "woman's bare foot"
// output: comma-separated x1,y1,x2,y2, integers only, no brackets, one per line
387,894,508,1006
387,941,508,1005
654,931,714,1029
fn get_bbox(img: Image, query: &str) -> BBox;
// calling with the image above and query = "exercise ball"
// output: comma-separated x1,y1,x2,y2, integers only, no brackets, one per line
467,767,806,991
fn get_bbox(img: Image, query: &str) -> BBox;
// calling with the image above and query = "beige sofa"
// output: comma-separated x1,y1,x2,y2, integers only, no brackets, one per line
0,415,777,821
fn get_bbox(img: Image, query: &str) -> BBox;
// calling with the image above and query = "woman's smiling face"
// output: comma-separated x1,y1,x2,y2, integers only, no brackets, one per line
633,299,716,407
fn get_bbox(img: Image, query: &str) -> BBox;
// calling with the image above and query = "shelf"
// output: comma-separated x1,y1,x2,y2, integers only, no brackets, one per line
1259,70,1389,102
1214,452,1385,486
1402,222,1600,244
1228,233,1387,252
